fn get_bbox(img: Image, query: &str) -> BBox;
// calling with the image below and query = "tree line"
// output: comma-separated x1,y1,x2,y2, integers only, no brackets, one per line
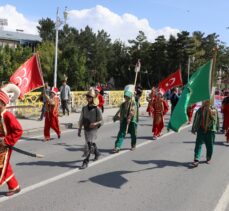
0,17,229,90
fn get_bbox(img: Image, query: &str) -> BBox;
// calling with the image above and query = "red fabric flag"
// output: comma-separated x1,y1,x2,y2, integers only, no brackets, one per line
10,54,44,97
158,68,183,93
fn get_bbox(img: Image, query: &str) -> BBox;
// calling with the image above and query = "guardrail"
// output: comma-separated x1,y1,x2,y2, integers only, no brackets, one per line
14,90,150,118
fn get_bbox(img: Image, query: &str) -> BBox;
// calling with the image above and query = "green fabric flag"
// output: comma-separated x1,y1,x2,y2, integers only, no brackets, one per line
168,60,212,132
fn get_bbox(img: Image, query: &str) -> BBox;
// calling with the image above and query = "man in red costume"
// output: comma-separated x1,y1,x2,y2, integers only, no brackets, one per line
0,89,23,196
44,87,61,141
221,91,229,143
187,104,196,124
146,87,156,116
152,90,169,140
95,87,105,113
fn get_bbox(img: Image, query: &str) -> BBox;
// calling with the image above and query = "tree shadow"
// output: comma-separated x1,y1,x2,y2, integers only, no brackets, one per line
16,160,82,168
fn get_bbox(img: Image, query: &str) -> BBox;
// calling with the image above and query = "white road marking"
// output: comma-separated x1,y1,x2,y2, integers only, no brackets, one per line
0,124,191,203
214,183,229,211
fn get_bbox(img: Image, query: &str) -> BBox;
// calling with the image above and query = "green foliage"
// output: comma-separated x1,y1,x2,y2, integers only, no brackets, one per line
1,19,229,90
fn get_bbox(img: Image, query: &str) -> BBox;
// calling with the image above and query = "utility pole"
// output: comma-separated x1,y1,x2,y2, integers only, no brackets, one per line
53,7,68,87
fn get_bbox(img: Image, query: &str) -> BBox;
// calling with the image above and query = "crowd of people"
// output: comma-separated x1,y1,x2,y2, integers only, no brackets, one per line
0,78,229,197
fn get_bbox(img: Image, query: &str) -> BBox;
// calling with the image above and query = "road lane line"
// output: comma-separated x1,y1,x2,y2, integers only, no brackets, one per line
0,124,191,203
214,183,229,211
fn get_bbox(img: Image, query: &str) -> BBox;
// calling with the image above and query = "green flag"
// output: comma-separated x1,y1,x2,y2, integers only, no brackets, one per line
168,60,212,132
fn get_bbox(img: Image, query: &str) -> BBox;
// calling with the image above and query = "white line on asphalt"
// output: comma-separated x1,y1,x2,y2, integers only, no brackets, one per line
0,124,191,203
214,183,229,211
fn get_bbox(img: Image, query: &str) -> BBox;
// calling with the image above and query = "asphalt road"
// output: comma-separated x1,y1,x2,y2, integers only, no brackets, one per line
0,114,229,211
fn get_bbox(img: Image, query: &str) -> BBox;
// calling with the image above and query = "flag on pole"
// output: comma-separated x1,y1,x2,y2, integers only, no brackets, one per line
168,60,212,132
158,68,183,93
10,54,44,97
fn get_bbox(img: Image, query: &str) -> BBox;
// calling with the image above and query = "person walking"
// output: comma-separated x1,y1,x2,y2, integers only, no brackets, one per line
38,82,51,121
191,100,219,167
112,85,138,153
44,87,61,141
151,90,169,140
0,88,23,196
59,78,71,116
95,86,105,113
170,87,179,113
221,91,229,143
187,104,196,124
78,89,103,169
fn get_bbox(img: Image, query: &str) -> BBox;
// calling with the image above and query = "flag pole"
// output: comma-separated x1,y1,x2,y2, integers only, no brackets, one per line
211,46,218,89
125,59,141,134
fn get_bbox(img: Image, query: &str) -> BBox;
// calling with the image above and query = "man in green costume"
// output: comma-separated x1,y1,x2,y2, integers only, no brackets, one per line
113,85,138,153
191,100,219,167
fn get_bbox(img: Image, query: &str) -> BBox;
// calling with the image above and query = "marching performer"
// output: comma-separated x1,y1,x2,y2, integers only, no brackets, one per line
146,87,156,116
187,104,196,124
78,89,103,169
152,90,169,140
0,85,23,196
95,86,105,113
221,91,229,143
113,85,138,152
191,100,219,167
44,87,61,141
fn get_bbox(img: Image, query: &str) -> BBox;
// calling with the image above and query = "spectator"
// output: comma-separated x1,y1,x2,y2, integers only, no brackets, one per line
59,78,71,116
170,87,180,113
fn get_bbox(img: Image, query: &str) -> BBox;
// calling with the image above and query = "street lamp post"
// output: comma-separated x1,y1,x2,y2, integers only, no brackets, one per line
53,7,68,88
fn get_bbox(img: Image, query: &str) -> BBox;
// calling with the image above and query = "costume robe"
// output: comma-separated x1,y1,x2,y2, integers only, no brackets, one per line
152,98,169,137
187,104,196,123
0,110,23,190
222,96,229,141
44,96,61,140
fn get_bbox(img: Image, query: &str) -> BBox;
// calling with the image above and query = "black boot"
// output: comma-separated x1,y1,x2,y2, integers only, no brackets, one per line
80,159,88,169
92,143,101,161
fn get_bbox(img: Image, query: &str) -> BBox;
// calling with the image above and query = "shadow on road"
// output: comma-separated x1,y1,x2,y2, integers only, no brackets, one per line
79,170,135,189
183,141,228,146
21,136,45,142
16,160,82,168
133,159,191,169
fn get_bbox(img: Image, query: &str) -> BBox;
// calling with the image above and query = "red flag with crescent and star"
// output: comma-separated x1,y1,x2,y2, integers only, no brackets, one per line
158,68,183,93
10,54,44,98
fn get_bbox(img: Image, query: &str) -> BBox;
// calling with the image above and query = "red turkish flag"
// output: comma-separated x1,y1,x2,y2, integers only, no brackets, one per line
158,68,183,93
10,54,44,97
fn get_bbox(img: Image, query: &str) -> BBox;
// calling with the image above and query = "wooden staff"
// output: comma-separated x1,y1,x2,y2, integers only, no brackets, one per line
125,59,141,134
9,146,44,158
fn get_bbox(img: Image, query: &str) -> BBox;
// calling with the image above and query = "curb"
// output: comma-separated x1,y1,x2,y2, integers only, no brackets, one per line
21,109,148,137
22,116,114,136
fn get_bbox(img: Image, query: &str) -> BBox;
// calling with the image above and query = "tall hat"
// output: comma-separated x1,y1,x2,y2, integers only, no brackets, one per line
95,86,102,92
157,88,165,96
0,90,9,105
62,74,68,82
0,83,21,105
51,87,58,95
124,84,135,98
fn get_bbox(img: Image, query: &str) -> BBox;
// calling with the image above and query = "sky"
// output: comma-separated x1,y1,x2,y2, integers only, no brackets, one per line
0,0,229,45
